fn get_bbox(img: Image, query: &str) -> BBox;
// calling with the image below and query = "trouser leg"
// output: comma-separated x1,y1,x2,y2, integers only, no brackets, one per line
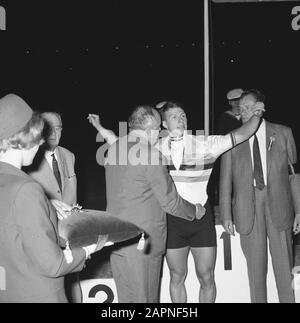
240,188,268,303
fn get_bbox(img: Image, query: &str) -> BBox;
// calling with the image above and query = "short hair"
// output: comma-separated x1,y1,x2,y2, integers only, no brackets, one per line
0,112,44,153
128,105,160,131
41,112,62,125
159,101,185,121
240,89,265,103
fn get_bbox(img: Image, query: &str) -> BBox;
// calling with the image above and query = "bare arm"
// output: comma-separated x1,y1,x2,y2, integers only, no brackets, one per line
232,102,265,146
212,103,265,157
87,114,118,145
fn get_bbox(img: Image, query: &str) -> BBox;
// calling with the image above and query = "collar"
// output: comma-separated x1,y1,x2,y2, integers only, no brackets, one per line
45,147,57,158
171,131,188,144
248,119,266,143
0,161,30,179
255,119,266,137
169,135,184,142
159,131,188,156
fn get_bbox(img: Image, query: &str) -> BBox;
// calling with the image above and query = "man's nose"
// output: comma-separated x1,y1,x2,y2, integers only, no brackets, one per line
50,128,57,137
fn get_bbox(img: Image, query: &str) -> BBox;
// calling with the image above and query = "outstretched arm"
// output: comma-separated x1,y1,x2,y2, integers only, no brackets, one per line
87,114,118,145
211,102,265,157
232,102,265,145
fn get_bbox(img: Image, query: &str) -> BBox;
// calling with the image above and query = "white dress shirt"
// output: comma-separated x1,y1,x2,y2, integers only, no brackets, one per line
45,149,58,171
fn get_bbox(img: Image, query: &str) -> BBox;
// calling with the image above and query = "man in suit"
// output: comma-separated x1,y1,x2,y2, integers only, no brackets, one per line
28,112,81,303
105,105,204,303
29,112,77,211
219,89,300,303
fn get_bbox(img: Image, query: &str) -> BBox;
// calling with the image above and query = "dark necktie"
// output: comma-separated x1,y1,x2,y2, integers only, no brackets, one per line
253,135,265,190
52,153,62,192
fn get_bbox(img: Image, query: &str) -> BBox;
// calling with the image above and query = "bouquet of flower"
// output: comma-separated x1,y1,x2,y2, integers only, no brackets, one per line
58,208,143,249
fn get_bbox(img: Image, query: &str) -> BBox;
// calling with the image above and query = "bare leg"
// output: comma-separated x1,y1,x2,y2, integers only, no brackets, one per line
191,247,217,303
166,247,190,303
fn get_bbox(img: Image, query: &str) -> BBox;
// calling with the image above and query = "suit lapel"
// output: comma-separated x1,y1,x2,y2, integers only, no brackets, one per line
49,200,59,233
233,139,254,185
265,122,276,179
41,157,61,192
239,139,252,167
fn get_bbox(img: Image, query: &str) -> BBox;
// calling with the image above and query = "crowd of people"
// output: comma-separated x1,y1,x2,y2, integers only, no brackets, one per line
0,89,299,303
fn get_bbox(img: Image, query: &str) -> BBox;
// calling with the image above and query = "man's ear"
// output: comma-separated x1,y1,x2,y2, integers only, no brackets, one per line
162,120,167,129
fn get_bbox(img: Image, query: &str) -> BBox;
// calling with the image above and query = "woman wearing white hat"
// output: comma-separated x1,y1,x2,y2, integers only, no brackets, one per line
0,94,97,303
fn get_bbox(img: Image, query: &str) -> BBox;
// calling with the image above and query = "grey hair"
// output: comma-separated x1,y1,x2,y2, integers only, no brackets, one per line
41,112,62,124
128,105,159,131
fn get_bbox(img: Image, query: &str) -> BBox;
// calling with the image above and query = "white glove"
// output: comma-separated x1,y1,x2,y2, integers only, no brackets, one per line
82,244,97,260
51,199,73,220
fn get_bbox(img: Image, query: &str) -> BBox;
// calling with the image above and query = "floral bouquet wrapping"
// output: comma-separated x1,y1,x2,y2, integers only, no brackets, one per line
58,208,143,249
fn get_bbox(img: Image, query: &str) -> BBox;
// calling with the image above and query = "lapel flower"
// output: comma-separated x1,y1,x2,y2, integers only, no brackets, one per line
268,136,276,151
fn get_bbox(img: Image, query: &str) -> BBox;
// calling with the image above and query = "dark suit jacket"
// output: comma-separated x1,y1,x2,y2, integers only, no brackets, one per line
28,146,77,205
0,162,86,303
105,132,196,257
219,121,300,235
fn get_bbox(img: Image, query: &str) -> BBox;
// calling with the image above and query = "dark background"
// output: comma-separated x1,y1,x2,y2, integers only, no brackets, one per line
0,1,300,245
1,0,299,210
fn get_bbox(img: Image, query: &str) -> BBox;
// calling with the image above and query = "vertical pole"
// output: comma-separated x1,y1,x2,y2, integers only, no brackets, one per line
0,6,6,31
204,0,210,136
0,266,6,291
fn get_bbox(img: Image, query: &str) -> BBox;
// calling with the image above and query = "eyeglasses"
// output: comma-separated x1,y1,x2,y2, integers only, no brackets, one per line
52,126,63,132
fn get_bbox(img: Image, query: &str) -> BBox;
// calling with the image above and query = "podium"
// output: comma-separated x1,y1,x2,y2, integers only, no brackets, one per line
81,225,299,303
160,225,278,302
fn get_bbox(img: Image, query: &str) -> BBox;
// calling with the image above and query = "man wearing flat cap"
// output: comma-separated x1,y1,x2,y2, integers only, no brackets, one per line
217,88,243,136
210,89,244,212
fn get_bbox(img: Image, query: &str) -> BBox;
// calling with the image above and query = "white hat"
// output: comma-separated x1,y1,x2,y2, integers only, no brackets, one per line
226,88,243,100
156,101,168,109
0,94,33,140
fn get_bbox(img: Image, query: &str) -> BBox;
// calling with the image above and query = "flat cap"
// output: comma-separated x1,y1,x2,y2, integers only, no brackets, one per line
227,88,243,100
156,101,168,109
0,94,33,140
